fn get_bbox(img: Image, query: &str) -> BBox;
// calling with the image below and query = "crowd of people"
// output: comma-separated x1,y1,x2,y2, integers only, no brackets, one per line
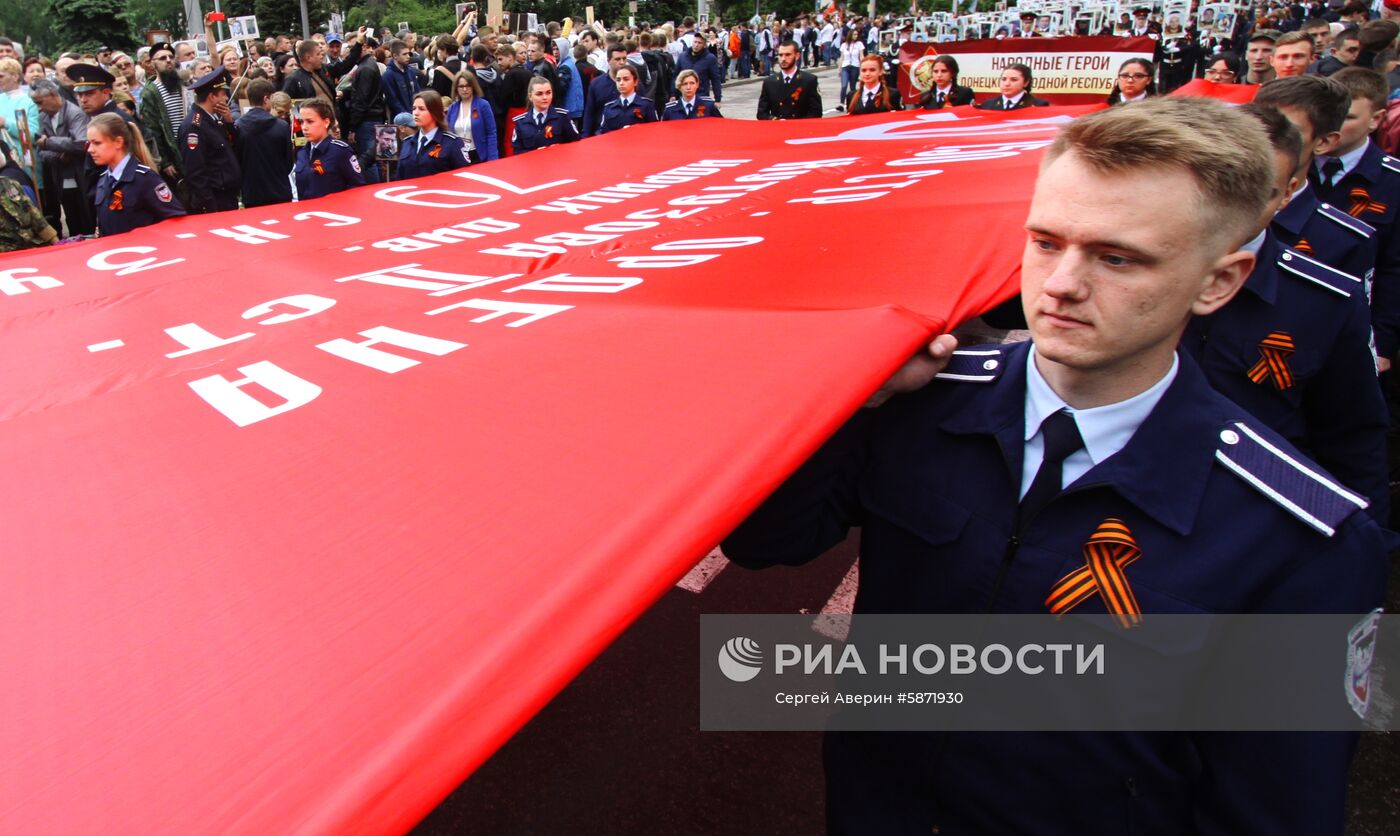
1,1,1400,245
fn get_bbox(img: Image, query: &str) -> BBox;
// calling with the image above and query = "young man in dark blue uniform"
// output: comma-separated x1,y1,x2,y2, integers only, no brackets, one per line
1255,76,1379,286
1311,67,1400,372
511,77,579,154
1182,104,1389,520
178,67,241,214
723,98,1390,835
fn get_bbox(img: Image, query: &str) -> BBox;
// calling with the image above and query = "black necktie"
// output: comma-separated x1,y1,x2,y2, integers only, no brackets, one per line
937,91,946,105
1321,157,1344,188
536,112,544,128
1020,409,1084,524
865,92,874,108
686,102,693,117
784,75,792,86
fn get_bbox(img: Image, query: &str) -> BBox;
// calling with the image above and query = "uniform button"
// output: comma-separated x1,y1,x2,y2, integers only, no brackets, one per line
983,359,999,371
1220,429,1240,445
1282,253,1293,261
1321,202,1330,209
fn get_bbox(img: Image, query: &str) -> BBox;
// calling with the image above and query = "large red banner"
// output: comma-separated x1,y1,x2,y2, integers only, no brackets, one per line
0,108,1092,832
899,36,1158,106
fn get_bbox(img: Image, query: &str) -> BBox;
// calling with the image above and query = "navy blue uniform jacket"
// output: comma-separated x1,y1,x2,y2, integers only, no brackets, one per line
1311,143,1400,358
661,97,723,120
95,159,186,236
511,108,580,153
1182,232,1389,521
395,129,470,180
723,341,1389,836
294,138,365,200
597,96,659,134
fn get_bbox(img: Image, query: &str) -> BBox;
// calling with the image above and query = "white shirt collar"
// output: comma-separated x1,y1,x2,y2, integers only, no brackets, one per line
110,153,132,180
1004,91,1025,106
1022,346,1178,492
1316,139,1371,181
1121,91,1148,102
862,83,880,94
781,69,798,81
419,127,438,144
1239,227,1268,256
936,83,953,94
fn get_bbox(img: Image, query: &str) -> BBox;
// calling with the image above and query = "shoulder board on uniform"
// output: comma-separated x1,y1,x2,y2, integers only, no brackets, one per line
663,101,681,109
552,107,571,114
133,164,152,174
635,96,653,104
440,130,460,139
330,139,352,148
934,347,1007,383
1275,248,1361,298
1382,155,1400,176
699,96,716,103
1213,420,1367,536
1317,202,1376,238
512,112,530,121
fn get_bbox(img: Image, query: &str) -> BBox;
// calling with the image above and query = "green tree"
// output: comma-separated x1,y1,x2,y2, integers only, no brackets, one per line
47,0,136,52
254,0,337,37
120,0,188,42
0,0,59,54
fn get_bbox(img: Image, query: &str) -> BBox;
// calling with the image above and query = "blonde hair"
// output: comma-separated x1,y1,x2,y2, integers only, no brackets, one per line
0,57,20,76
1044,97,1273,248
88,112,155,167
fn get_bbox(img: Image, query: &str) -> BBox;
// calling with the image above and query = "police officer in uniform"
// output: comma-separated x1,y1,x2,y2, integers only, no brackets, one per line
179,67,241,214
87,111,186,236
597,64,659,135
722,98,1389,835
511,76,580,154
69,64,150,209
661,69,722,120
1183,105,1389,519
294,98,365,200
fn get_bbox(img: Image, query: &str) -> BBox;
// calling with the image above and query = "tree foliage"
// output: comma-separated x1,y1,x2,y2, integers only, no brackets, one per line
46,0,137,52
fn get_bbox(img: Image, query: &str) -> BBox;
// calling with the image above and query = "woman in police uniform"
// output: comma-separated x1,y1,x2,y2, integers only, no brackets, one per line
87,112,186,236
294,99,365,199
597,64,658,135
396,90,470,180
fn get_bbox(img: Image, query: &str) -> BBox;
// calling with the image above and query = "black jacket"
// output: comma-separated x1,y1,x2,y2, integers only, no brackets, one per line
975,94,1050,110
234,107,294,208
920,84,976,109
756,71,823,119
345,55,385,130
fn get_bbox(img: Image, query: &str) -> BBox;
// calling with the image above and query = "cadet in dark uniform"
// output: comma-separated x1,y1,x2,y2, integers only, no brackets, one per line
756,42,823,120
722,99,1389,836
661,70,722,120
179,67,241,214
1183,104,1389,519
395,90,470,180
1311,68,1400,370
597,64,659,135
86,112,186,236
511,76,580,154
918,56,976,109
294,99,365,200
975,63,1050,109
1255,77,1378,284
845,53,903,115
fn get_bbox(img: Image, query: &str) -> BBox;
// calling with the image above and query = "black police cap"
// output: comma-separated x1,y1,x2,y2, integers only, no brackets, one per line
68,63,115,92
190,66,232,94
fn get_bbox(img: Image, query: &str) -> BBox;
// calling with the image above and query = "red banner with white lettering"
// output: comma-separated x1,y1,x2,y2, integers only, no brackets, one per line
899,36,1158,106
0,108,1096,832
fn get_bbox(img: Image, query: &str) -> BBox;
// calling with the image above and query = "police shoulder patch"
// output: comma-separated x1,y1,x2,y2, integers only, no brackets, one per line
934,347,1006,383
349,154,361,173
186,133,199,149
1275,248,1360,298
1317,202,1376,238
1213,420,1367,536
552,107,571,114
154,182,173,203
